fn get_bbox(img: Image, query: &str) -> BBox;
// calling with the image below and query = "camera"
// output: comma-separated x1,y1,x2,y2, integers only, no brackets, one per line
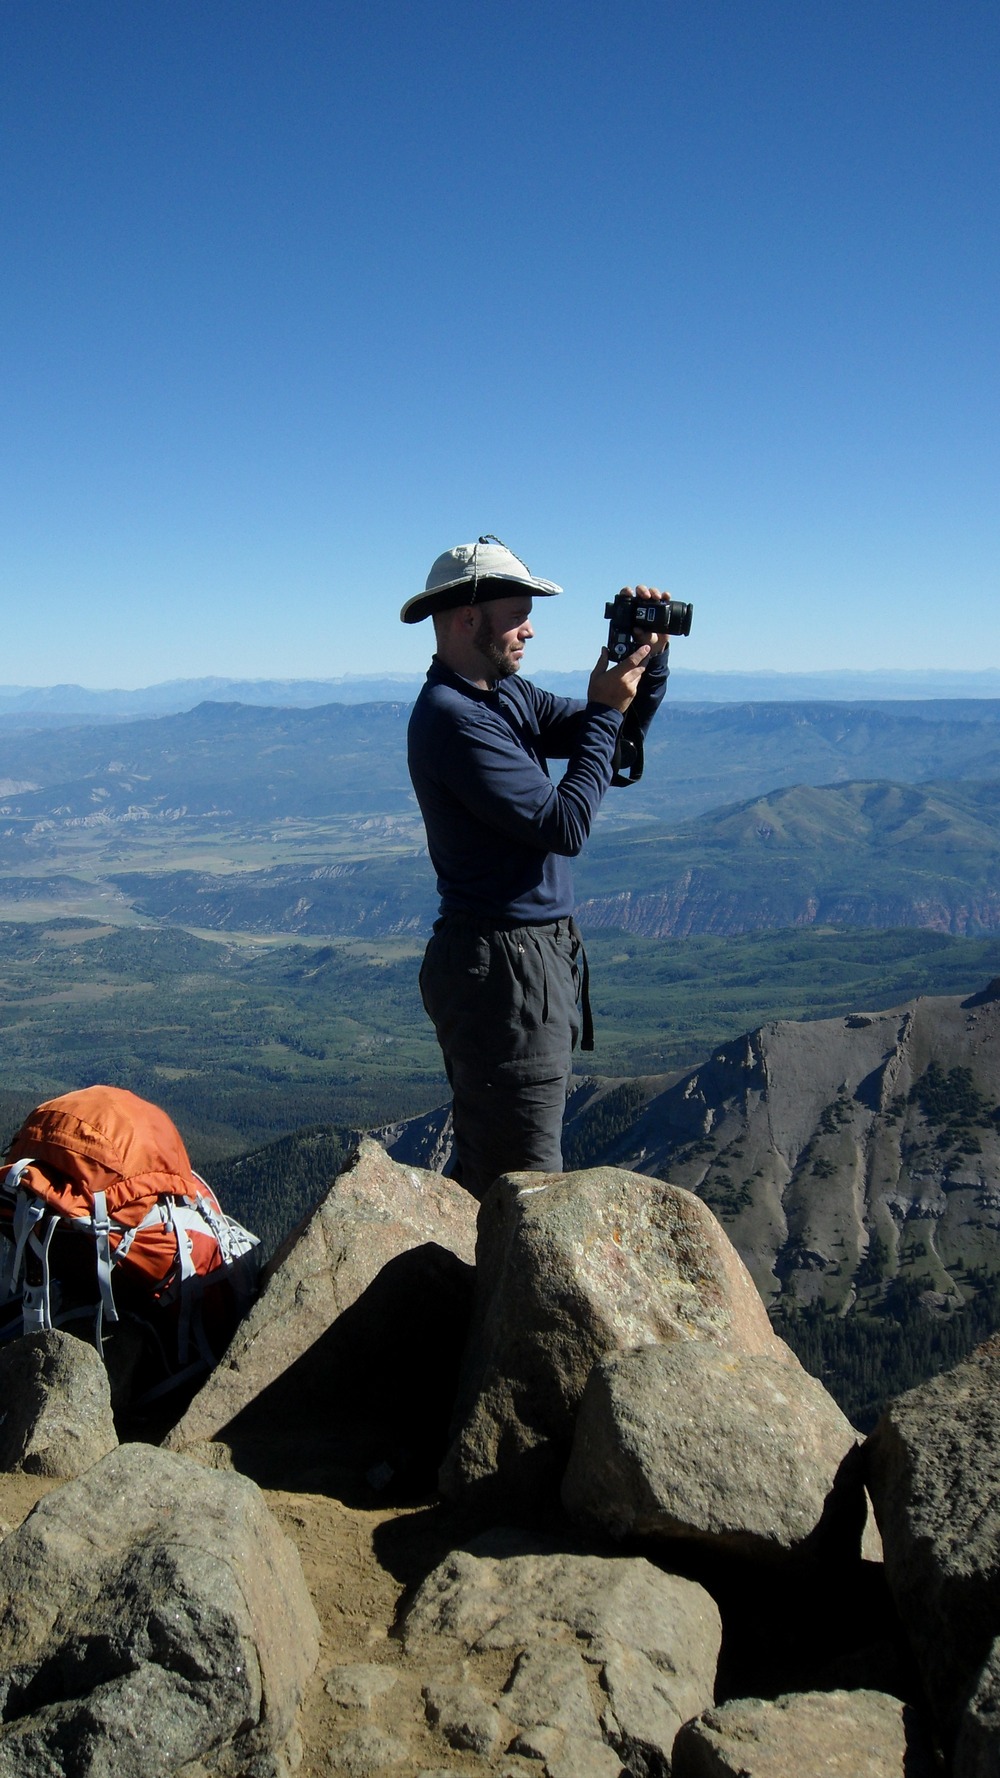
604,591,694,661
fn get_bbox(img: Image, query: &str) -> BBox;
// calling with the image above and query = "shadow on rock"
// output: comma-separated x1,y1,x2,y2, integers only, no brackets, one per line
201,1241,474,1501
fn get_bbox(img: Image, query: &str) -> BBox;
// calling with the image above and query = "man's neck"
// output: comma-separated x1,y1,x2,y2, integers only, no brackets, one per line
435,640,493,690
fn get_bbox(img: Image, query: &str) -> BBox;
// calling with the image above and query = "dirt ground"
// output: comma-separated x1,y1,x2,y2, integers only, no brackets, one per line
0,1469,532,1778
266,1486,529,1777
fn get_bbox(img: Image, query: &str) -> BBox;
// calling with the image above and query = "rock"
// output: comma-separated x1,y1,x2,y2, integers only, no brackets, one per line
511,1725,626,1776
164,1139,477,1486
440,1166,790,1512
563,1339,870,1560
0,1441,319,1776
503,1643,603,1743
326,1724,409,1773
324,1663,399,1708
864,1335,1000,1744
672,1688,938,1776
422,1680,507,1756
402,1528,721,1775
0,1328,118,1477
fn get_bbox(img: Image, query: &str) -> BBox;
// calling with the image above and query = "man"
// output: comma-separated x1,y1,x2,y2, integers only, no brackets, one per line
403,535,670,1198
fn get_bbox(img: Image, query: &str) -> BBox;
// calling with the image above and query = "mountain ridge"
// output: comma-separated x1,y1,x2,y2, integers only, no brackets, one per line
2,665,1000,719
2,696,1000,837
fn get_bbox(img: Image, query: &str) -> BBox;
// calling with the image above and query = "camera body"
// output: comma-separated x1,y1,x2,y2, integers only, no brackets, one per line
604,591,694,661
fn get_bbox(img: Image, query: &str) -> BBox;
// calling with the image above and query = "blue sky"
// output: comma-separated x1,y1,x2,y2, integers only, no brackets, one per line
2,0,998,684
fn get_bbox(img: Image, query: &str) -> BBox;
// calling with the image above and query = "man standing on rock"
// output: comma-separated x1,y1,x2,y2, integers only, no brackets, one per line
403,535,670,1199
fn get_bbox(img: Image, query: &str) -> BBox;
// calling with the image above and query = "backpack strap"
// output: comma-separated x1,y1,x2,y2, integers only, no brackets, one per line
168,1200,204,1368
20,1214,59,1333
8,1164,46,1298
114,1202,165,1265
2,1155,36,1199
90,1191,120,1332
190,1184,260,1264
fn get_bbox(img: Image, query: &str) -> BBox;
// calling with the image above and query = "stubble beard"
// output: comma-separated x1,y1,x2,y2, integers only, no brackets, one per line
474,609,520,681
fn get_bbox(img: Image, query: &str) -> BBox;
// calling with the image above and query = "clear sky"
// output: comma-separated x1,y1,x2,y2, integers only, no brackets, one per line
3,0,998,685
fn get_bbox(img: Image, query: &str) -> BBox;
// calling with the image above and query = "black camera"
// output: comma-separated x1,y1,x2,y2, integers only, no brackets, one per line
604,591,694,661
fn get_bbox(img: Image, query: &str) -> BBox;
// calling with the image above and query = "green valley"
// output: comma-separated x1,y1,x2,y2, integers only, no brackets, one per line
1,917,998,1172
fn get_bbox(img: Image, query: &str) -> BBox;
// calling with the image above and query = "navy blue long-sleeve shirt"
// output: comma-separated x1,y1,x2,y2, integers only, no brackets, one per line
407,655,669,923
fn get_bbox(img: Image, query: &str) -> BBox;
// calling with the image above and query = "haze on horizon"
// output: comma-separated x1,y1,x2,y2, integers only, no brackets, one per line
2,1,997,688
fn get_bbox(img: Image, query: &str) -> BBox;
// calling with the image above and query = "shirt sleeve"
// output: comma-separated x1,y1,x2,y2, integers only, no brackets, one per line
625,650,670,738
431,698,624,858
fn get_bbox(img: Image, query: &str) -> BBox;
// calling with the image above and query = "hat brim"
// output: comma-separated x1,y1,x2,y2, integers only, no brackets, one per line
400,573,562,625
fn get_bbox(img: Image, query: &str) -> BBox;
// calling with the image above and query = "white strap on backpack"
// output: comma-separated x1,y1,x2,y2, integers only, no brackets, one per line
90,1190,120,1331
7,1160,45,1301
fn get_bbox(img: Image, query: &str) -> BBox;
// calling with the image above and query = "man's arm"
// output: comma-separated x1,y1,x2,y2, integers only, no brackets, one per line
440,637,662,854
423,692,625,858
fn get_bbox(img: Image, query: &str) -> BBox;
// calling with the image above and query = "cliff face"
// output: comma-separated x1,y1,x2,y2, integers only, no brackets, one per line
575,879,1000,938
565,981,1000,1312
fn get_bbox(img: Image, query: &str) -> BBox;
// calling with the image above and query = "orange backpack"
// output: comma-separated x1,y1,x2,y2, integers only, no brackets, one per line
0,1085,259,1389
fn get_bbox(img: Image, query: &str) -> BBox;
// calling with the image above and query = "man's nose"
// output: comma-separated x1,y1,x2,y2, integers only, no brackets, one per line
520,620,534,639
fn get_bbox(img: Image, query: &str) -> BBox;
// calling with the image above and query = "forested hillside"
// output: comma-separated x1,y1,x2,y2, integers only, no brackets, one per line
2,920,999,1170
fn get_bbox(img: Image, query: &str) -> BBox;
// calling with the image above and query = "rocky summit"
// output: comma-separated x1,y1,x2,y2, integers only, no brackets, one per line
0,1133,997,1774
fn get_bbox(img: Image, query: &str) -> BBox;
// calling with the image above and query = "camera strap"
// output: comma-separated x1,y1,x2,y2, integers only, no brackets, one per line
610,725,644,787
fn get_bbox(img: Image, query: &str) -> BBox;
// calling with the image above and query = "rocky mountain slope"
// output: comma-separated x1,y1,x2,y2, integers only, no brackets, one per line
577,777,1000,937
381,979,1000,1326
572,978,1000,1317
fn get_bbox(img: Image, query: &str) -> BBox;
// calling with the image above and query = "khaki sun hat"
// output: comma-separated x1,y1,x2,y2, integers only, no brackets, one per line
400,534,562,624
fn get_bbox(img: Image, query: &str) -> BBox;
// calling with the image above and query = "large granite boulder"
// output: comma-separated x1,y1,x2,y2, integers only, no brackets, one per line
672,1688,937,1777
865,1335,1000,1752
0,1329,118,1478
563,1339,873,1562
165,1138,477,1485
0,1441,319,1776
402,1527,722,1776
440,1166,791,1512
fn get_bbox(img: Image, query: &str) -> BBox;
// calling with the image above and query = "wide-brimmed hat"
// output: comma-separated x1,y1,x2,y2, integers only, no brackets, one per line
400,534,562,624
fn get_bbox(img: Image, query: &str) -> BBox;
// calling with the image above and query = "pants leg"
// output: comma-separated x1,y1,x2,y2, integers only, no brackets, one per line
419,919,583,1200
448,1064,571,1200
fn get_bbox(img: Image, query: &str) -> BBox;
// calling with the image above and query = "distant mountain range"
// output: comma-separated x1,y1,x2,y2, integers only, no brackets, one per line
2,693,1000,832
2,697,1000,941
2,665,1000,724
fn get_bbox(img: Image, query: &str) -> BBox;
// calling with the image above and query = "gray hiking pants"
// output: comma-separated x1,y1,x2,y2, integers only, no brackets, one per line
419,914,590,1200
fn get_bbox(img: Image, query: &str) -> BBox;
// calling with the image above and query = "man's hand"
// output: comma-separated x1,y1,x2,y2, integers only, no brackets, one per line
588,585,670,711
588,644,650,711
631,584,671,657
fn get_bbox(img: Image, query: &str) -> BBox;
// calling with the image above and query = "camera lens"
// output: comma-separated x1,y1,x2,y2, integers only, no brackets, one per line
664,601,693,637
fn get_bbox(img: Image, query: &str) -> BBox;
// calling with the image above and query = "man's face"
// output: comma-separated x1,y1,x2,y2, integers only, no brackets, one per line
472,595,534,679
